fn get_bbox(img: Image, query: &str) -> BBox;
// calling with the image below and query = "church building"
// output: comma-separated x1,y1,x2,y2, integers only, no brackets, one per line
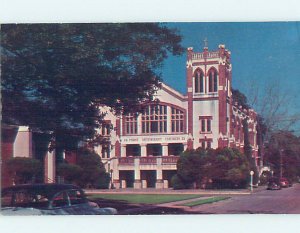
80,44,259,189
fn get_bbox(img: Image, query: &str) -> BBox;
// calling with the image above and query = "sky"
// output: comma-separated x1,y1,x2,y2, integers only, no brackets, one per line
161,22,300,133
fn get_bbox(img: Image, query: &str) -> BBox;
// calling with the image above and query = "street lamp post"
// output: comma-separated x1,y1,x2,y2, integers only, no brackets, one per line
110,169,114,189
250,170,254,192
280,149,283,179
107,160,114,189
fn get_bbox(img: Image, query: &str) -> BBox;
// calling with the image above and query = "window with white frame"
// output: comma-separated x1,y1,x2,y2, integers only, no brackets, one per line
208,69,218,93
171,107,184,133
200,117,212,133
142,105,167,133
101,122,111,136
101,144,110,158
200,140,212,149
125,113,138,135
194,69,204,93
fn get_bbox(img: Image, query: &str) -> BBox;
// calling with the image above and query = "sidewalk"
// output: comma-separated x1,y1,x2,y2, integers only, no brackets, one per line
85,185,267,195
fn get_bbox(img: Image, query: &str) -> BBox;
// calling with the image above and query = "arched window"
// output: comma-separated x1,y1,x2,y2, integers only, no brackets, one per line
194,70,204,93
208,68,218,92
142,105,167,133
214,71,218,92
209,72,213,92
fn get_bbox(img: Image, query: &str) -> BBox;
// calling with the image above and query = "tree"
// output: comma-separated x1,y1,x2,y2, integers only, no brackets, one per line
75,148,108,188
212,148,250,188
264,130,300,181
176,149,207,188
56,149,110,189
175,148,250,189
171,174,188,190
242,118,259,184
240,80,300,178
1,23,183,155
232,84,300,172
56,163,83,185
244,79,300,137
5,157,43,184
232,88,250,110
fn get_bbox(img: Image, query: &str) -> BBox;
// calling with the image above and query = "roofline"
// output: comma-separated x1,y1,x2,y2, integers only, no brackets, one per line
160,83,186,102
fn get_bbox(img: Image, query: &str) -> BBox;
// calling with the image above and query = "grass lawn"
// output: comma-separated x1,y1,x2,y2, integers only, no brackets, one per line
88,194,202,204
181,196,230,207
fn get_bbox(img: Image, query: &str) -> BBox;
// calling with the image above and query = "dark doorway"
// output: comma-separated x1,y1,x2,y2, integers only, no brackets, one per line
141,170,156,188
163,170,177,188
119,170,134,188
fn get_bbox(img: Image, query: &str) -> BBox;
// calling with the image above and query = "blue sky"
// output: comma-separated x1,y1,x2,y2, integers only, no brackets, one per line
161,22,300,132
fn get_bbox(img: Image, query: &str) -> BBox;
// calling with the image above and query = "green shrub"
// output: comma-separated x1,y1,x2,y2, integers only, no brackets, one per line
95,172,111,189
76,148,107,188
5,157,43,184
175,147,251,189
56,163,83,185
171,174,189,190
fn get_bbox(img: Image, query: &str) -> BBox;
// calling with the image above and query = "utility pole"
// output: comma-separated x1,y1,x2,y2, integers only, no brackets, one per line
280,149,283,178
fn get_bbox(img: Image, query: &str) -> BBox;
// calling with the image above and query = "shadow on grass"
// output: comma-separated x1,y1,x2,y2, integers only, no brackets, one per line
91,198,203,215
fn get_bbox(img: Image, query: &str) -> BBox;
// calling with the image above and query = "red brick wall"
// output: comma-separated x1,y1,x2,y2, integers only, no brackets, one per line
1,142,14,187
65,151,77,164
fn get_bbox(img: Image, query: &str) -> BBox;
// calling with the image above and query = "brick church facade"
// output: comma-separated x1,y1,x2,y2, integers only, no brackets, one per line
88,44,259,189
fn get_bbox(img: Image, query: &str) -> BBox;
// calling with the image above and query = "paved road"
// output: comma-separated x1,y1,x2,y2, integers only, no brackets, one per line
188,183,300,214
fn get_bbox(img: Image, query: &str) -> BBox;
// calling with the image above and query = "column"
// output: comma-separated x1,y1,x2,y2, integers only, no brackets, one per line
167,105,172,133
183,143,188,151
140,144,147,157
112,158,120,189
121,144,126,157
162,143,168,156
134,157,141,189
44,149,56,183
14,126,32,158
156,157,164,189
137,114,142,134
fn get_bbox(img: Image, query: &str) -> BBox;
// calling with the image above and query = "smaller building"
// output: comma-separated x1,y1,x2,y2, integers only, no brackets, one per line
1,124,55,187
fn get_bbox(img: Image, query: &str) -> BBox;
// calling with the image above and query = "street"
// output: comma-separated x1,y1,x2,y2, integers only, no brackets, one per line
87,183,300,214
189,183,300,214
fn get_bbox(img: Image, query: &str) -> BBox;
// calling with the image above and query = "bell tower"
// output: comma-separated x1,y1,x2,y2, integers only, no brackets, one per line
186,42,232,149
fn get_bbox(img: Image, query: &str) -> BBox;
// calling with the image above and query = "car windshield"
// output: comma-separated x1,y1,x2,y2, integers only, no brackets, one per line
1,189,50,208
1,185,88,209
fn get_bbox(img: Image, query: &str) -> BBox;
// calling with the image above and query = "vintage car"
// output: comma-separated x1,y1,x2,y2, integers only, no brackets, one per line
266,177,281,190
267,181,281,190
278,177,289,188
1,183,117,215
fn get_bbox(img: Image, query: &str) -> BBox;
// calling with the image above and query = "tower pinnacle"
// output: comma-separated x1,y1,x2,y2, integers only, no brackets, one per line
204,38,208,49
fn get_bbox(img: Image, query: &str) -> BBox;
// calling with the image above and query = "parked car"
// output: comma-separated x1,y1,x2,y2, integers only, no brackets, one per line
267,181,281,190
1,183,117,215
279,178,289,188
266,177,281,190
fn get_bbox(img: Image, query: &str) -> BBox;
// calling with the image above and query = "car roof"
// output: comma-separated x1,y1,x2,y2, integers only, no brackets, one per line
2,183,82,198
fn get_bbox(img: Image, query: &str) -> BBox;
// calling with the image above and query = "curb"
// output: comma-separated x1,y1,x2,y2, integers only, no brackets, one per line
85,190,252,195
